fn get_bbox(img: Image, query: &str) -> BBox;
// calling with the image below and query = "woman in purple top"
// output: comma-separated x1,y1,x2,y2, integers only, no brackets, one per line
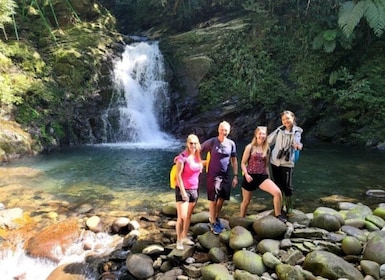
240,126,286,222
175,134,203,250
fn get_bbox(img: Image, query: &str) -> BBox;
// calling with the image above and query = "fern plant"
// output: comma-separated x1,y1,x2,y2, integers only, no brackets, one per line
338,0,385,37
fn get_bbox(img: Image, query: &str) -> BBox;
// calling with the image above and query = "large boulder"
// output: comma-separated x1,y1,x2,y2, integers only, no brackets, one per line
362,231,385,265
303,251,364,280
252,215,286,239
24,218,80,262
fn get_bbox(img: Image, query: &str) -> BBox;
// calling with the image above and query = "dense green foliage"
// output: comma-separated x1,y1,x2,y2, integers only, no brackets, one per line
0,0,119,148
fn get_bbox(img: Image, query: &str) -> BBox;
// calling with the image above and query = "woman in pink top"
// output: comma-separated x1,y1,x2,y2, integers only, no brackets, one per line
240,126,286,222
175,134,203,250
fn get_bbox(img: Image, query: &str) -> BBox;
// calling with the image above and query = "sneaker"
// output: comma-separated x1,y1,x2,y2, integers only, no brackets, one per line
210,222,223,235
276,215,287,223
176,240,184,250
216,218,225,230
182,237,194,245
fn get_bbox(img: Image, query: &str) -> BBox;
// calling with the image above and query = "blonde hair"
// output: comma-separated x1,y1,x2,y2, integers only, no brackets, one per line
185,134,202,162
250,126,270,161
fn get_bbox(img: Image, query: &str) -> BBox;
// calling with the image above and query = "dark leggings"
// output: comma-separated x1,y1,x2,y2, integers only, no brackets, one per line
271,165,293,197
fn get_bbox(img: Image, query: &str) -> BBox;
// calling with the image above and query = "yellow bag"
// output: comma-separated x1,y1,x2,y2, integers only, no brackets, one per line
169,164,177,189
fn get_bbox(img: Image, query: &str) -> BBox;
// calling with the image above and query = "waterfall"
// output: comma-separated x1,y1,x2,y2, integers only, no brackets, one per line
104,41,172,145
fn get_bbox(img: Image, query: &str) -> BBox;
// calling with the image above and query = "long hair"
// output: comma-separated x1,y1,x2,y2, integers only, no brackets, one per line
281,110,297,125
250,126,269,159
185,134,202,162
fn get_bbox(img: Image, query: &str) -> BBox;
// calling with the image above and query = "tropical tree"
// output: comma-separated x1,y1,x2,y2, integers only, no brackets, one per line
0,0,17,40
338,0,385,37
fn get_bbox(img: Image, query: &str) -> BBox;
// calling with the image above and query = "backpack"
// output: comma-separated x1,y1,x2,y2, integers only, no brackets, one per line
169,153,186,189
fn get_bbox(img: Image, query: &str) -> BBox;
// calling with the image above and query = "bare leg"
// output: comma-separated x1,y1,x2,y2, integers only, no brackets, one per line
176,201,189,241
209,198,224,223
240,188,252,217
259,179,283,216
181,202,196,239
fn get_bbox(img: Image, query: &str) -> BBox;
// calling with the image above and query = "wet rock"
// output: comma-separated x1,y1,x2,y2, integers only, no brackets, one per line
366,189,385,198
373,206,385,220
262,251,282,269
46,262,89,280
25,218,79,262
86,215,104,233
345,203,373,220
340,225,368,242
111,217,130,234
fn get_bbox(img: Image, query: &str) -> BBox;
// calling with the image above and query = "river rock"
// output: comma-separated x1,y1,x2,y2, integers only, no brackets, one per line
25,218,79,262
310,213,342,231
262,251,282,268
201,263,230,280
208,246,227,263
197,231,222,249
191,211,210,224
161,202,177,217
341,236,362,255
366,214,385,228
345,203,372,220
0,207,23,229
233,249,266,275
340,225,368,242
373,206,385,220
286,209,310,226
275,263,305,280
229,225,253,250
233,269,260,280
313,206,345,225
252,215,287,239
360,260,380,280
257,239,280,255
362,231,385,265
111,217,130,234
86,215,104,233
229,216,255,229
190,222,210,235
303,250,364,280
46,262,88,280
366,189,385,198
126,253,154,279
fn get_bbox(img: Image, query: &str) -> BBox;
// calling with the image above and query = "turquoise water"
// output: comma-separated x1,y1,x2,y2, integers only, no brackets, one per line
2,142,385,215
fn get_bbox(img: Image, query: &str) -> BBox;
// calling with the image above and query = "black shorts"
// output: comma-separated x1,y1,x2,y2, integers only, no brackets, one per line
207,174,231,201
241,173,269,191
175,188,199,202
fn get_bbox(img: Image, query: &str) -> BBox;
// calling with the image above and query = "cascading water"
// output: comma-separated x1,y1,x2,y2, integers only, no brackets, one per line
104,41,172,145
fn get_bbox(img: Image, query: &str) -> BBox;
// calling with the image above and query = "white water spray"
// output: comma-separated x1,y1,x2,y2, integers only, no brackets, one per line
106,41,172,145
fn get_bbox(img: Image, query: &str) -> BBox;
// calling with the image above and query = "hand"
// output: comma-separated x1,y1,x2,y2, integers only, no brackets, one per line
246,174,253,183
232,176,238,188
181,192,188,201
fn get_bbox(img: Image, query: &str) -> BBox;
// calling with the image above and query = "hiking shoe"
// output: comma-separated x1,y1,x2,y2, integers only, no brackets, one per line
182,237,194,245
216,218,225,230
276,215,287,223
210,222,223,235
176,240,184,250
